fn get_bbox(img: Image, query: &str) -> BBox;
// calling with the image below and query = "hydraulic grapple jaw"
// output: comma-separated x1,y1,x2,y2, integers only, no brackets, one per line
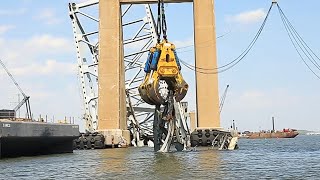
138,40,188,105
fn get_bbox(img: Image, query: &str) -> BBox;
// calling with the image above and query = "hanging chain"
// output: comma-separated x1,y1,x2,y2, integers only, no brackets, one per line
156,0,167,43
161,0,167,40
156,0,162,43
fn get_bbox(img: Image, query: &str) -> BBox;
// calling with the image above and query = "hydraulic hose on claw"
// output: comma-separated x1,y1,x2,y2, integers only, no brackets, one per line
138,40,188,106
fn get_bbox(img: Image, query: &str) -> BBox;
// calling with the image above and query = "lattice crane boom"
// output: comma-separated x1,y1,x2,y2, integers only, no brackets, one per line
219,85,229,113
0,59,32,119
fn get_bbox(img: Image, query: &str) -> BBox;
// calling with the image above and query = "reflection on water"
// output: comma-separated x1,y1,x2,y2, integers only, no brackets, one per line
96,148,130,175
152,153,183,178
197,148,222,178
1,135,320,179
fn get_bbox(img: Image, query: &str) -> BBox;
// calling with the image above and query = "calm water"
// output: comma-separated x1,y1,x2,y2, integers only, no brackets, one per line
1,135,320,179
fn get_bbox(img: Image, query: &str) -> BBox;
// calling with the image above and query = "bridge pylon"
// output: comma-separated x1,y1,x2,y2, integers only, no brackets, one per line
98,0,220,146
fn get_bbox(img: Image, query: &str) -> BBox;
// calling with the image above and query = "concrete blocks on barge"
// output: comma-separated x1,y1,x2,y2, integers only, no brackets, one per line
0,120,79,158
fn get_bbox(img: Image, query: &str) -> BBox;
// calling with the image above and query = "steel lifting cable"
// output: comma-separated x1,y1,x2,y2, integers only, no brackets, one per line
156,0,167,42
180,2,275,74
175,31,231,52
277,4,320,80
277,4,320,70
161,0,167,40
156,0,162,43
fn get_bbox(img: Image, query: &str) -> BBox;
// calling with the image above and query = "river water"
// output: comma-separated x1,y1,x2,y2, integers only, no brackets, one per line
1,135,320,179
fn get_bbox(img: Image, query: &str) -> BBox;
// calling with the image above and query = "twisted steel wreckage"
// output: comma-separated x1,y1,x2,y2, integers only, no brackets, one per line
69,0,238,152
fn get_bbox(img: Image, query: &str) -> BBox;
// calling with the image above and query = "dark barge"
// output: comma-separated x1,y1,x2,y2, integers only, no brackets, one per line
0,119,79,158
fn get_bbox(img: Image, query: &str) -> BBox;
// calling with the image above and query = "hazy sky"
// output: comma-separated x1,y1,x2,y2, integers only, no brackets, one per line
0,0,319,132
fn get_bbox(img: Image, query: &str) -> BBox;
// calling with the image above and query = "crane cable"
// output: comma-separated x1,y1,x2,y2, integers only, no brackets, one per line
161,0,167,40
156,0,161,43
175,30,232,53
179,2,275,74
276,4,320,80
156,0,167,43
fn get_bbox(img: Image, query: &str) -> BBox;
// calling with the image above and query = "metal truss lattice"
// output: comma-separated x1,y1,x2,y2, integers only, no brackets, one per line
69,0,157,135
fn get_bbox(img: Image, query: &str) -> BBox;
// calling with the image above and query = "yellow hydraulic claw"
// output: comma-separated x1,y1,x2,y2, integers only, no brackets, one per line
138,40,188,105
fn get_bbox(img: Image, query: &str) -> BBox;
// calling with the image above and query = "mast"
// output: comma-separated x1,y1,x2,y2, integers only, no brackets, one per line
272,117,275,132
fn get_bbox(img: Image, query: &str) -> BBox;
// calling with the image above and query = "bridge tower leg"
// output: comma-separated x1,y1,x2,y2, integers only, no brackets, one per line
98,0,130,146
194,0,220,129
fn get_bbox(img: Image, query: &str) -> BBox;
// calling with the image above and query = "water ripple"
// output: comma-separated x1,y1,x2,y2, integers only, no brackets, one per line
1,135,320,179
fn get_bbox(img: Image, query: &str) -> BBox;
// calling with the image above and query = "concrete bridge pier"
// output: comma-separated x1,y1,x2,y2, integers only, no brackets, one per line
98,0,130,146
193,0,221,130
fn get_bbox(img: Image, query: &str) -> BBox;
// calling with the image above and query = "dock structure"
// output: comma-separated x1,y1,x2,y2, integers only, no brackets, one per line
98,0,220,146
0,120,79,158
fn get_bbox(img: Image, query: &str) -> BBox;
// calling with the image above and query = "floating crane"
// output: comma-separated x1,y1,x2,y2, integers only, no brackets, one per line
0,59,32,120
138,0,190,152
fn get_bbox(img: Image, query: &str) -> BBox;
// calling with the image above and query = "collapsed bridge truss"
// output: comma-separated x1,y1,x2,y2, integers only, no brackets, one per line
68,0,188,142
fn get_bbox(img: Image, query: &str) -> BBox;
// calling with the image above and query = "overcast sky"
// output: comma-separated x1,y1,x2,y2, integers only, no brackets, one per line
0,0,319,132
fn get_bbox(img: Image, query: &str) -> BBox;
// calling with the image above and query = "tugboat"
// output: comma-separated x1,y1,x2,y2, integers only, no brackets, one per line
240,117,299,139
